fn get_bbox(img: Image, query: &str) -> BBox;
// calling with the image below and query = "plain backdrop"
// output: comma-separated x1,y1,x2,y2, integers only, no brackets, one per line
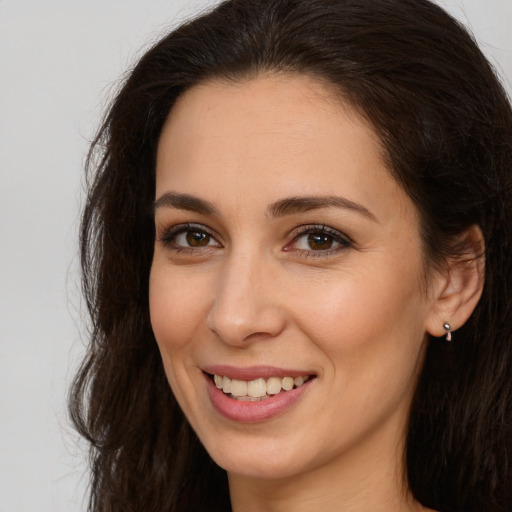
0,1,510,511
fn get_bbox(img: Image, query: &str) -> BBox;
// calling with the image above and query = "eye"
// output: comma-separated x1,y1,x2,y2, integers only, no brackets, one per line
175,230,215,247
159,224,221,250
286,225,351,256
296,232,338,251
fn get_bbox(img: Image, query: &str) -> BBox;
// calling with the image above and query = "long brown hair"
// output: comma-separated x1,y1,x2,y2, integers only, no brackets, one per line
71,1,512,510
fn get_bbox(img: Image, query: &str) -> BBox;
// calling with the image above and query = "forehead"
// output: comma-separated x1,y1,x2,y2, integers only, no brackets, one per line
155,74,413,225
161,74,374,146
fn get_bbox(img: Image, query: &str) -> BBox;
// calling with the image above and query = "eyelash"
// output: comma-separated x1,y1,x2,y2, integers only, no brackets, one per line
158,223,220,253
286,225,352,258
157,223,352,257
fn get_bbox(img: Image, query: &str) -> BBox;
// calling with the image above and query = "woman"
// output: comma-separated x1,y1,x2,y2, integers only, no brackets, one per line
71,0,512,511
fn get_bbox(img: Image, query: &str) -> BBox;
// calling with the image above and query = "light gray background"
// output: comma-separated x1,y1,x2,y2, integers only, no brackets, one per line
1,1,510,511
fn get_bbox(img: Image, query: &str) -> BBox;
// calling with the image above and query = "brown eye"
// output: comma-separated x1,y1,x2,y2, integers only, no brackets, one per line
307,233,334,250
288,225,351,256
164,226,221,249
186,230,211,247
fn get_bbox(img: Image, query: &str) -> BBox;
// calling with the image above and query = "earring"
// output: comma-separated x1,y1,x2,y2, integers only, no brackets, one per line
443,322,452,341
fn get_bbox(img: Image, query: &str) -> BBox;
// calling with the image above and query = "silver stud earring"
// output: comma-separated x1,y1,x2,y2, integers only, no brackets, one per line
443,322,452,341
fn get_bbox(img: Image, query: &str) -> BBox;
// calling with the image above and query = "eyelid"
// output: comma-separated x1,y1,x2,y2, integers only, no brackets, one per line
157,222,222,248
285,224,353,255
156,222,351,256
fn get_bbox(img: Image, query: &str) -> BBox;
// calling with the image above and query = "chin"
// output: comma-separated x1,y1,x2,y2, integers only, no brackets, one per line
218,455,305,481
200,431,319,481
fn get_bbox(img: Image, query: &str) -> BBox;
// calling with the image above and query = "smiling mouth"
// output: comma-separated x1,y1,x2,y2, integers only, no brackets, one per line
210,374,312,401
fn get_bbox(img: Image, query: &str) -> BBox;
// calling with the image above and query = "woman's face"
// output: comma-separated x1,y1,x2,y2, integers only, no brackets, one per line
150,75,440,482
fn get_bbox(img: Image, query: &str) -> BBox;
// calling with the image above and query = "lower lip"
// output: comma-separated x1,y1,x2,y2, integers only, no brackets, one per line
205,374,314,423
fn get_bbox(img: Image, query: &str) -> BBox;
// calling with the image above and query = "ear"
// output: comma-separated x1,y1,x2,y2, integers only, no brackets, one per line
425,225,485,338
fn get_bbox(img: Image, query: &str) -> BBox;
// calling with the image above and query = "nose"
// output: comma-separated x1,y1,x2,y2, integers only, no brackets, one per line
207,251,287,346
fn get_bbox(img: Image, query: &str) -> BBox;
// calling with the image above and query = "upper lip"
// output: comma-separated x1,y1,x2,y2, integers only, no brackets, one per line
202,365,316,381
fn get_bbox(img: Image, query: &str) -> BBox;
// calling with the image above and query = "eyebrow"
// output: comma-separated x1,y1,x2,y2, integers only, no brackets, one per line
267,196,378,222
154,192,216,215
154,192,377,222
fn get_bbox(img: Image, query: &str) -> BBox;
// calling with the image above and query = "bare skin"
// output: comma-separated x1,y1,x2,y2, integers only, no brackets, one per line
150,74,482,512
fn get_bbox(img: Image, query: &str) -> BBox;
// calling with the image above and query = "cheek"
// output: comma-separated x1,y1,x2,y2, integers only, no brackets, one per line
295,273,424,343
149,266,211,413
149,265,209,353
289,261,428,387
294,274,427,431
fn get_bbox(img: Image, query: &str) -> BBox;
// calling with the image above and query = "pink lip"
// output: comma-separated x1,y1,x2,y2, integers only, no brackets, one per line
204,372,315,423
203,365,314,381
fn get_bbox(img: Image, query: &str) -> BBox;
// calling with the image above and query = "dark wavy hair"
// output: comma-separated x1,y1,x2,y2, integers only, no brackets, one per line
70,0,512,511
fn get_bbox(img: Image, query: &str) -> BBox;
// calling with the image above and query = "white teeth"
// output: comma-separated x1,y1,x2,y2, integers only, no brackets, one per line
266,376,282,395
236,396,264,402
247,378,267,398
294,376,305,387
213,373,310,399
222,376,232,394
230,379,248,397
282,376,294,391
